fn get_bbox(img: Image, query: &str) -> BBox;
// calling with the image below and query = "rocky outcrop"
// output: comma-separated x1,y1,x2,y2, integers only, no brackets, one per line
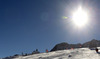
51,42,82,51
51,39,100,51
83,39,100,48
51,42,69,51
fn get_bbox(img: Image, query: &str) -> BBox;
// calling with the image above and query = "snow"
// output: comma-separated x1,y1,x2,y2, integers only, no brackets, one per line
9,48,100,59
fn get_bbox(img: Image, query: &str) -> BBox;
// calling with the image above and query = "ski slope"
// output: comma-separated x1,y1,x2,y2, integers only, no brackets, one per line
11,48,100,59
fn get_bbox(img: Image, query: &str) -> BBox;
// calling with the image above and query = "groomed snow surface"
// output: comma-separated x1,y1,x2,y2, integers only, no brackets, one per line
13,48,100,59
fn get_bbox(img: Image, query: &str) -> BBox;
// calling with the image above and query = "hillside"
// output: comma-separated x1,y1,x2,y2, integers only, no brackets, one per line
3,47,100,59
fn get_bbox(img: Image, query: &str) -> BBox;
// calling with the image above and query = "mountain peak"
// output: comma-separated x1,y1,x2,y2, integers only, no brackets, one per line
51,39,100,51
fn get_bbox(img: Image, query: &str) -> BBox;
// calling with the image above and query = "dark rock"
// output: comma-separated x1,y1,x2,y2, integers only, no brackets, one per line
51,39,100,51
51,42,69,51
83,39,100,48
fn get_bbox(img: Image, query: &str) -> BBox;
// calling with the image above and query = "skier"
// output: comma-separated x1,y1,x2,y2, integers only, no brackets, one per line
95,47,98,53
46,49,48,53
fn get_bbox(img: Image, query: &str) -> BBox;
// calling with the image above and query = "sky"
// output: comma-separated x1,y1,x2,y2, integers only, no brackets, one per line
0,0,100,58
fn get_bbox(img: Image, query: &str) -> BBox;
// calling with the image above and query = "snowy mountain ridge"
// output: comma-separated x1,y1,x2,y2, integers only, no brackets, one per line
3,47,100,59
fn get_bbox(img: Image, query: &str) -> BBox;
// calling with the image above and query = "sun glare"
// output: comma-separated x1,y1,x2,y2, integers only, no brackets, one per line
72,6,88,27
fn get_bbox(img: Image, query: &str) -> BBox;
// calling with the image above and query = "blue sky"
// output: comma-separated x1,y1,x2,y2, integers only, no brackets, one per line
0,0,100,58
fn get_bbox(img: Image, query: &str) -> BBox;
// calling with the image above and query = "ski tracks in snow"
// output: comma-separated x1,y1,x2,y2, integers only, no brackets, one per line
14,48,100,59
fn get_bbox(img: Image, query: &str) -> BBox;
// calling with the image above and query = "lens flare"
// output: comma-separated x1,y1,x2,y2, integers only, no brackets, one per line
72,6,88,27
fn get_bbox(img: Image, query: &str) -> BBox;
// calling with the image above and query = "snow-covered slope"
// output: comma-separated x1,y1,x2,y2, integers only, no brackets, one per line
8,48,100,59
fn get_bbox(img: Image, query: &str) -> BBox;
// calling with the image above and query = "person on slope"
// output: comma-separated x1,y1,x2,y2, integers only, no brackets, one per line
46,49,48,53
95,47,98,53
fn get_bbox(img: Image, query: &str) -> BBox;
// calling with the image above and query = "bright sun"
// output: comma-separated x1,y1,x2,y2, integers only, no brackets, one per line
72,6,88,27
